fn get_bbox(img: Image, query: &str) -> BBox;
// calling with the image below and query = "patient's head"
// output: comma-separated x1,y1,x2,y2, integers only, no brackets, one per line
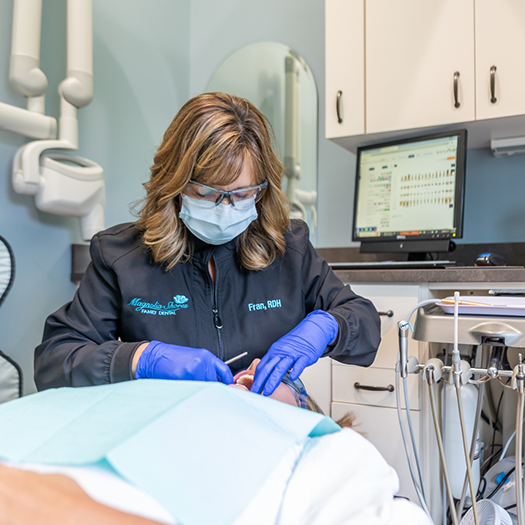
230,359,298,407
229,359,356,429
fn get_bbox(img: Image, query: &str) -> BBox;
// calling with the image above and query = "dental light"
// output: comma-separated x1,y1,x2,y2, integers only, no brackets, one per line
2,0,105,241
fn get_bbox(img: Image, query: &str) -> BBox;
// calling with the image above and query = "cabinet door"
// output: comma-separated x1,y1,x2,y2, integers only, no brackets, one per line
350,284,420,369
475,0,525,120
325,0,365,138
366,0,475,134
332,401,420,503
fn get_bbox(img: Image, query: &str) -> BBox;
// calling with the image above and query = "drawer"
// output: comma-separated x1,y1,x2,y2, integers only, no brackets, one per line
332,401,420,503
332,362,420,410
350,284,420,368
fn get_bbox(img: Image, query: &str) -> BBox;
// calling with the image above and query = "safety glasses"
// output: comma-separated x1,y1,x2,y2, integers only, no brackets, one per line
184,179,268,207
282,375,308,409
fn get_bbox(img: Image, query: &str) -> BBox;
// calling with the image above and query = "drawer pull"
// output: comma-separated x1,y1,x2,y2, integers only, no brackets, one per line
354,382,394,393
336,90,343,123
378,310,394,318
490,65,497,104
453,71,461,108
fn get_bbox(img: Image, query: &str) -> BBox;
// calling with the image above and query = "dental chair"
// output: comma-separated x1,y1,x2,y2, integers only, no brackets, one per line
0,235,22,403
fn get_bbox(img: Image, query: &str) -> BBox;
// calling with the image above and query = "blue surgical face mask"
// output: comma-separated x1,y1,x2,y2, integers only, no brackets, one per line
179,194,258,245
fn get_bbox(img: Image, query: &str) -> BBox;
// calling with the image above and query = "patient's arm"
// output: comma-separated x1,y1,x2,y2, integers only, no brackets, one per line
0,464,162,525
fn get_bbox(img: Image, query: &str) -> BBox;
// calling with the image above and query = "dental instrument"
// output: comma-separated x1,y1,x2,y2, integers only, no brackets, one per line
451,293,480,525
224,352,248,366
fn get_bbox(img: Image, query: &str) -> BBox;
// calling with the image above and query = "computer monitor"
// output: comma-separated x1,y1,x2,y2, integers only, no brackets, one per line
352,129,467,260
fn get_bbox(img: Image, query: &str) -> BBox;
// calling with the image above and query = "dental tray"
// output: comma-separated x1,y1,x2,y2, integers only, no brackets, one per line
437,296,525,317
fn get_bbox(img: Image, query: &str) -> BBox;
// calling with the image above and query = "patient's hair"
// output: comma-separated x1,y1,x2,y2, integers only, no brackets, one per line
135,92,290,271
304,395,357,430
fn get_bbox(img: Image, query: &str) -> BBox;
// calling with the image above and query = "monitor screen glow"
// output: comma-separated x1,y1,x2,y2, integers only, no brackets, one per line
352,130,466,247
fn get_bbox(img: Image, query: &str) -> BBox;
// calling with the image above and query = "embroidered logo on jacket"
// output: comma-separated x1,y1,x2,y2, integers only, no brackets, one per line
128,295,189,316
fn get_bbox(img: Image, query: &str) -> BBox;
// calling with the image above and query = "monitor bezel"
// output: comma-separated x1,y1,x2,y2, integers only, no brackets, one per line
351,129,467,246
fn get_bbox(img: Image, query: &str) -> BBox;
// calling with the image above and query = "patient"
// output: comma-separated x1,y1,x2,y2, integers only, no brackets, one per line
231,358,356,428
0,370,356,524
0,464,158,525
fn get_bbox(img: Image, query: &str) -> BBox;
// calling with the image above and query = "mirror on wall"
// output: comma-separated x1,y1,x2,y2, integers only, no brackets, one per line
207,42,318,244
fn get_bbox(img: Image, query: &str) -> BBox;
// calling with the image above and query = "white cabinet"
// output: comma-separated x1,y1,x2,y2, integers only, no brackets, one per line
351,283,421,369
331,283,424,504
332,401,421,503
325,0,365,139
366,0,475,134
332,364,419,409
325,0,525,147
475,0,525,120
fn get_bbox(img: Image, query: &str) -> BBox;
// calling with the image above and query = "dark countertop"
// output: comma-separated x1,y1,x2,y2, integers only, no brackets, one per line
333,266,525,284
318,242,525,284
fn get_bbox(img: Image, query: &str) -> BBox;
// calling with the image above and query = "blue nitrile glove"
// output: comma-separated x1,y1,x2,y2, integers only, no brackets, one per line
135,341,234,384
251,310,339,396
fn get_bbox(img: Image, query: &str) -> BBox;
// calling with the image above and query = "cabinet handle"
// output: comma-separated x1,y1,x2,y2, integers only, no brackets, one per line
354,382,394,393
378,310,394,318
490,66,497,104
336,90,343,124
453,71,460,108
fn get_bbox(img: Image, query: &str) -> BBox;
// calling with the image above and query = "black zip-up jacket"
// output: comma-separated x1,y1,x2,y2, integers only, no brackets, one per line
34,220,381,390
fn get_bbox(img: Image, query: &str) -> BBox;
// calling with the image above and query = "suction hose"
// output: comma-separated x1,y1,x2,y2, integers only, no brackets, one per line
426,364,459,525
451,292,479,525
515,354,525,525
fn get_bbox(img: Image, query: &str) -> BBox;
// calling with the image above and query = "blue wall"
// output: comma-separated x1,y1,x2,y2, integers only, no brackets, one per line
188,0,355,248
0,0,190,392
462,148,525,244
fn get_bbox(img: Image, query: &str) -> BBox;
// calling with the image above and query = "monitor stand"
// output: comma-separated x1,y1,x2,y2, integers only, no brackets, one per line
406,240,456,261
407,252,433,261
360,239,456,261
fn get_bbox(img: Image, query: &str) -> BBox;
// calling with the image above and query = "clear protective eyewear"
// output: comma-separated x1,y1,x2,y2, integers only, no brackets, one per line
281,375,308,409
185,179,268,207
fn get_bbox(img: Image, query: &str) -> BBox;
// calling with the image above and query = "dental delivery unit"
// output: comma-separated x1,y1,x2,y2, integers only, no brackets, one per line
399,291,525,525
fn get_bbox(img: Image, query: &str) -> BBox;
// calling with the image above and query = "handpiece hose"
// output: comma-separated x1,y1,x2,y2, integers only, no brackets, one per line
427,369,459,525
515,355,525,525
398,321,409,379
452,292,479,525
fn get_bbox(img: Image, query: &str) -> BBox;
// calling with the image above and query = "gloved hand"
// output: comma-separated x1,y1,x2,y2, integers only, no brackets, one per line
135,340,234,384
251,310,338,396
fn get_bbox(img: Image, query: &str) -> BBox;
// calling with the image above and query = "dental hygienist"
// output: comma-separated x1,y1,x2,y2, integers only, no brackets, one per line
34,92,381,395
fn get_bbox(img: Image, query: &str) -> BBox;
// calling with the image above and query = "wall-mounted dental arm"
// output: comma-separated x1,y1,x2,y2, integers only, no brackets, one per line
7,0,105,241
0,101,55,139
60,0,93,109
9,0,48,113
12,139,74,196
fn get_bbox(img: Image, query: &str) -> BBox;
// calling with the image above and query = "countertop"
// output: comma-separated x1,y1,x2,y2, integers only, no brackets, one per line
333,266,525,284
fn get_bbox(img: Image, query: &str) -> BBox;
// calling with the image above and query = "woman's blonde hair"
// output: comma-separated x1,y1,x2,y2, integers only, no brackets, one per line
136,92,290,271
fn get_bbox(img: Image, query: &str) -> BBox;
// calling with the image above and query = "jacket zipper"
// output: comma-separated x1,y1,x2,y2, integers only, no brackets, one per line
210,256,224,360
